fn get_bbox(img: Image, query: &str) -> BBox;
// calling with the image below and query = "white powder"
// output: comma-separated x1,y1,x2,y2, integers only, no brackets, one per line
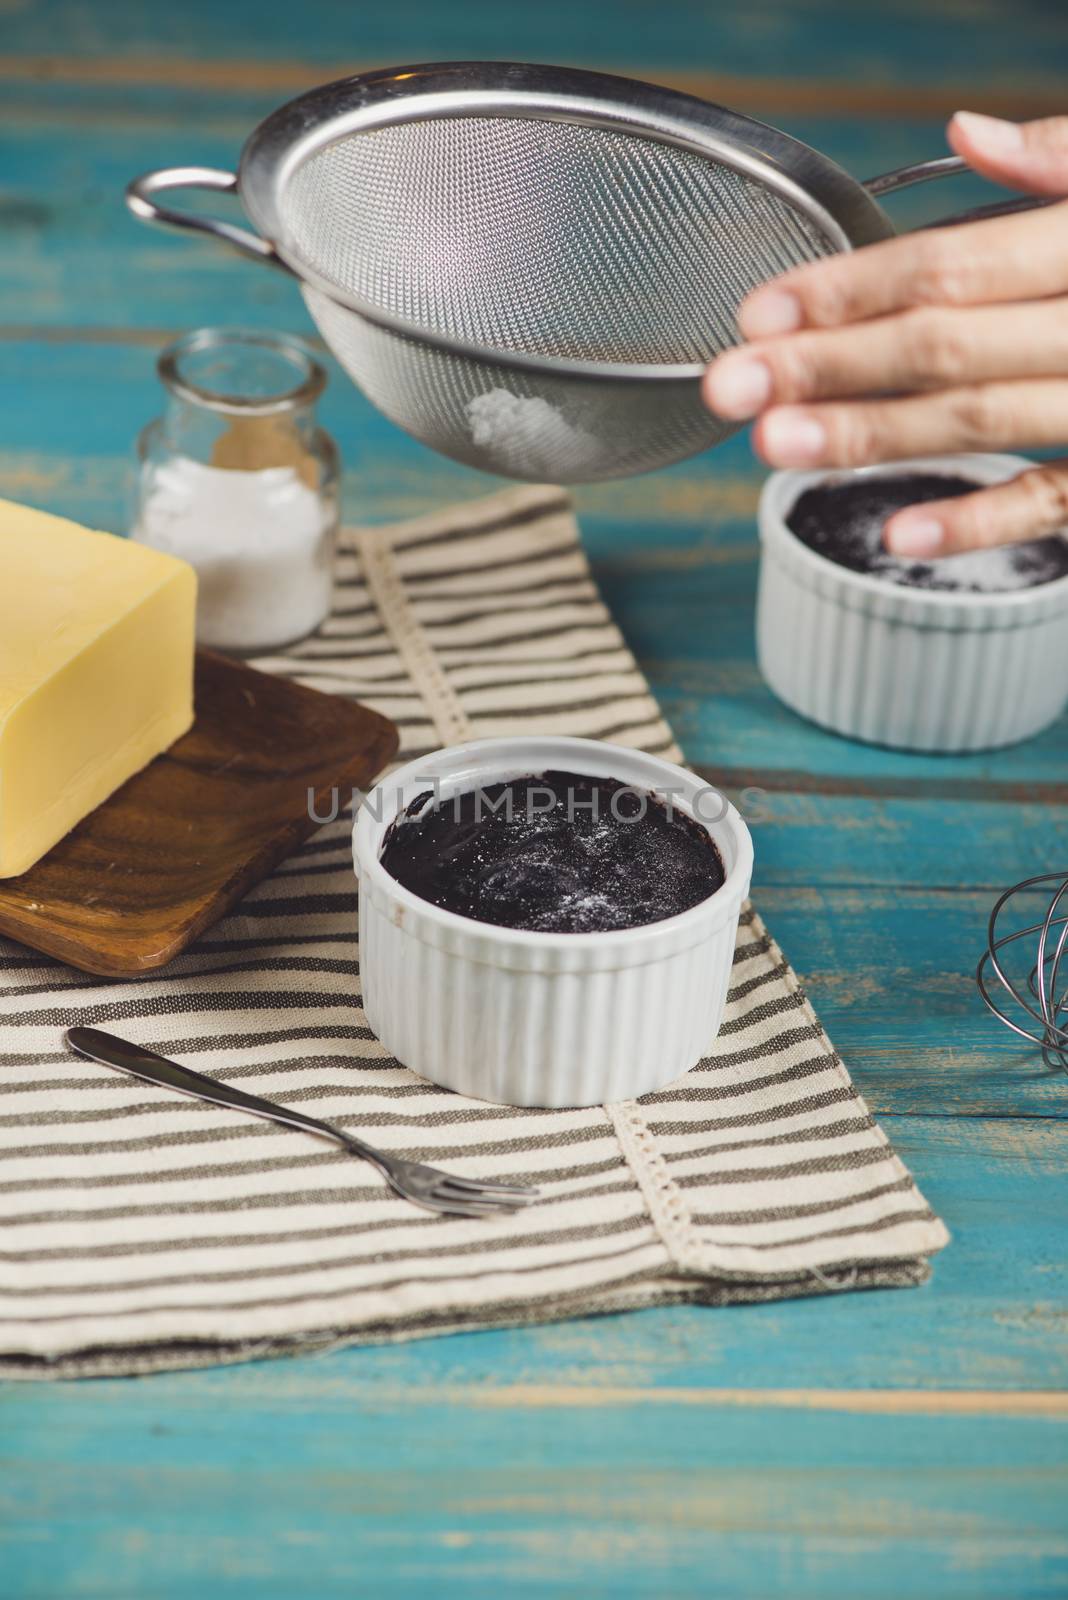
134,456,334,651
796,483,1068,594
866,533,1065,594
466,388,597,479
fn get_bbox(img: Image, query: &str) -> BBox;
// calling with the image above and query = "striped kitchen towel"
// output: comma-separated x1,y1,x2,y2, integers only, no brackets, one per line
0,484,948,1378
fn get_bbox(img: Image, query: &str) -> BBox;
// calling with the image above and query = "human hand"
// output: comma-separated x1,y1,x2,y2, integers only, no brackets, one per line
702,113,1068,558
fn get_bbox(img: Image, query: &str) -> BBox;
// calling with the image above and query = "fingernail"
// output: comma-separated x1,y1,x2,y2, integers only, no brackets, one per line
952,110,1024,153
886,513,945,557
760,408,826,466
706,355,772,420
740,289,802,339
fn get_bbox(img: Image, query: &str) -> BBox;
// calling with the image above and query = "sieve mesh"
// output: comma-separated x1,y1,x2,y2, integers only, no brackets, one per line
278,112,838,480
304,285,725,481
281,115,834,365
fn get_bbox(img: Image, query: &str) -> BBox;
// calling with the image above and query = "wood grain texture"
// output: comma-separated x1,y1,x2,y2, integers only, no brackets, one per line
0,1,1066,1595
0,653,397,976
5,53,1066,119
4,1369,1068,1599
2,0,1066,105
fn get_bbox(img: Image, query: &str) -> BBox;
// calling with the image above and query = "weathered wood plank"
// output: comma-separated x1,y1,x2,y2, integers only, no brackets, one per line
5,55,1065,121
3,1383,1067,1598
2,0,1066,103
739,884,1068,1120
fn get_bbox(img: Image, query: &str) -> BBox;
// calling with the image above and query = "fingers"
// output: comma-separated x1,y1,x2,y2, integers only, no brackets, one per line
948,111,1068,197
704,298,1068,418
737,198,1068,338
885,459,1068,556
735,112,1068,337
750,380,1068,469
714,117,1068,562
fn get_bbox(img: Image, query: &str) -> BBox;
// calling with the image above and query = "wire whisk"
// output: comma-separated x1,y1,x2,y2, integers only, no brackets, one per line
977,870,1068,1073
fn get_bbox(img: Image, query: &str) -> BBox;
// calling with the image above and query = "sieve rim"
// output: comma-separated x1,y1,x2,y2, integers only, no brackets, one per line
233,61,896,383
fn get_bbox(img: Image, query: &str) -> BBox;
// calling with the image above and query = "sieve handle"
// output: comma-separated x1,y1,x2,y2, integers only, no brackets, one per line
863,155,970,197
862,154,1050,226
125,167,293,273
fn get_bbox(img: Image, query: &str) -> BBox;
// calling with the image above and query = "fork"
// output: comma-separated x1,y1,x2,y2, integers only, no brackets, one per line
65,1027,540,1218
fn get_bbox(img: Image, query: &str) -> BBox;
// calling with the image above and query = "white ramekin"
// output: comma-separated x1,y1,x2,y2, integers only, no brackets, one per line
757,453,1068,752
352,736,753,1107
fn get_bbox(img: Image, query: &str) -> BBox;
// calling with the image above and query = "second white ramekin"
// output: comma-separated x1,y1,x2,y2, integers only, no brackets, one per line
757,453,1068,752
352,736,753,1107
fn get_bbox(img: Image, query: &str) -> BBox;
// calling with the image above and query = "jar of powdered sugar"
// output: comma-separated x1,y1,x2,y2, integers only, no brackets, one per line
132,327,340,653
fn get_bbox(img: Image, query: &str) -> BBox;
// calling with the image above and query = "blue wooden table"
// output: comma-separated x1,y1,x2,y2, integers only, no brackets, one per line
2,4,1067,1595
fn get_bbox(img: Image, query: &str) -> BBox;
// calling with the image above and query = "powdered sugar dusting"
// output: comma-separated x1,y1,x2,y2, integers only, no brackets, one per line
380,772,725,934
466,388,597,480
788,472,1068,594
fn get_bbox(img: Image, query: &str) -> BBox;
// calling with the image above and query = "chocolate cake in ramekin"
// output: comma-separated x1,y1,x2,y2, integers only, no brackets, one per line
353,736,753,1107
757,453,1068,752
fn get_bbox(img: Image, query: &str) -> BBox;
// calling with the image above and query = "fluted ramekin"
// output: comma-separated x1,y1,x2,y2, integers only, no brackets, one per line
352,736,753,1107
757,453,1068,752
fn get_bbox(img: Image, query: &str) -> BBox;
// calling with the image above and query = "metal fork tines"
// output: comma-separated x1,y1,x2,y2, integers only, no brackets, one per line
381,1159,540,1217
65,1027,540,1218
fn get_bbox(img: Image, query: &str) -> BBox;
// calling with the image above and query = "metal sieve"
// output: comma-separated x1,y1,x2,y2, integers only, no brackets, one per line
127,62,1038,484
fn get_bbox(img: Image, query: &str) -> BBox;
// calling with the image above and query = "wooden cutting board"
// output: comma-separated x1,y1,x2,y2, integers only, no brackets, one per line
0,651,398,977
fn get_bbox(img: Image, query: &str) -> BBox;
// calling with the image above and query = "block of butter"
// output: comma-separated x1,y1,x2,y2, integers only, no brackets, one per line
0,499,196,877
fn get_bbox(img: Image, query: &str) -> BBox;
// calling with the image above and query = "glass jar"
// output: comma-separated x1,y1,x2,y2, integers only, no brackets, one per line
132,327,340,654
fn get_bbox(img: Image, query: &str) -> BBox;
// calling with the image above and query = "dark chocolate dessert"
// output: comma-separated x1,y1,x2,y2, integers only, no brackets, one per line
379,770,725,934
786,471,1068,593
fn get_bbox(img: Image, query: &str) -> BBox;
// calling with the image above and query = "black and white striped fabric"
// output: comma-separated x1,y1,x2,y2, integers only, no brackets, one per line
0,486,948,1378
